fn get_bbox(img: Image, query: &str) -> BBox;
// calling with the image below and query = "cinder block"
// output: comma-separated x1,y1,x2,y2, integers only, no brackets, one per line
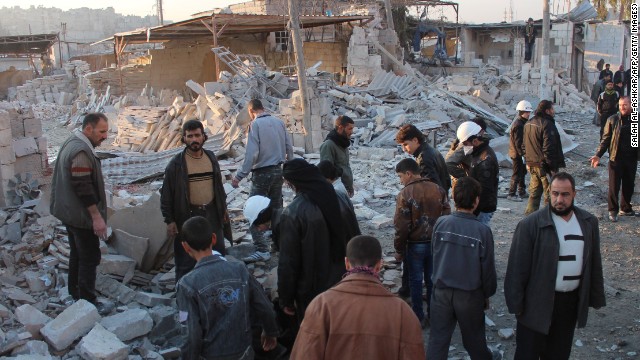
0,145,16,165
40,299,101,351
100,308,153,342
0,128,12,147
0,110,10,131
76,324,128,360
13,137,39,157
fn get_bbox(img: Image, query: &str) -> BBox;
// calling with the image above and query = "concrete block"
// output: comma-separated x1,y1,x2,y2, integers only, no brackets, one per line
111,229,148,269
0,110,10,131
23,118,43,138
11,340,50,357
35,137,47,153
447,84,471,93
13,137,39,157
24,270,52,292
15,304,52,338
135,292,172,307
148,305,179,343
0,128,12,147
0,145,16,165
98,254,136,284
100,308,153,342
40,299,101,351
76,324,128,360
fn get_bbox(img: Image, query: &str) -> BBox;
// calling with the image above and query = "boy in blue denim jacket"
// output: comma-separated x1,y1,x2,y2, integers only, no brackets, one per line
177,216,279,359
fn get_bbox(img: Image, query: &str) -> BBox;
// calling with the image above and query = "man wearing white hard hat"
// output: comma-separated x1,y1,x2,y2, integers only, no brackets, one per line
455,122,499,226
507,101,532,202
242,195,274,263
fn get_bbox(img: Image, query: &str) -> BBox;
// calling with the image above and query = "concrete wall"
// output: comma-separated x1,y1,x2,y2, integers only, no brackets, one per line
583,21,628,85
0,69,33,99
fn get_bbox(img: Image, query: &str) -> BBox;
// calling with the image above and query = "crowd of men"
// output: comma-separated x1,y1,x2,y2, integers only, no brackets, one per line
51,89,640,358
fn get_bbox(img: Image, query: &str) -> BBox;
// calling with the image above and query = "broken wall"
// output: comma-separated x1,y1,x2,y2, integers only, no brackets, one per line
10,61,90,105
583,21,628,85
0,68,33,100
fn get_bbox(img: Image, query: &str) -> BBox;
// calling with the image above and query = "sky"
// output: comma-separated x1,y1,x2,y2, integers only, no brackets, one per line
0,0,580,24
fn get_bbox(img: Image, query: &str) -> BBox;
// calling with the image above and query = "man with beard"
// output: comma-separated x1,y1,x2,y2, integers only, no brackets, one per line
599,63,613,80
232,99,293,263
161,120,232,282
505,172,605,360
320,115,355,197
590,96,639,222
596,81,619,139
523,100,566,215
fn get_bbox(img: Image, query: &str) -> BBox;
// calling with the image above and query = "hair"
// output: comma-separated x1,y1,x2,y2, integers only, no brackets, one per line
550,172,575,191
317,160,342,180
472,118,487,131
620,95,630,102
254,206,273,226
606,80,614,85
82,113,107,129
182,119,205,136
453,176,482,210
535,100,554,117
248,99,264,111
395,124,425,144
518,110,529,117
334,115,354,128
605,63,610,67
395,158,420,174
346,235,382,267
181,216,214,251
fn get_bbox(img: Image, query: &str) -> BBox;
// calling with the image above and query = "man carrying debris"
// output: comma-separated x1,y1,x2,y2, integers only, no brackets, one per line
50,113,111,314
523,100,565,215
507,100,532,202
396,124,451,194
524,18,537,63
505,172,605,360
393,158,450,327
232,99,293,263
596,80,619,139
161,120,232,283
427,176,497,360
320,115,356,197
590,96,639,222
454,121,499,226
176,216,279,360
290,235,426,360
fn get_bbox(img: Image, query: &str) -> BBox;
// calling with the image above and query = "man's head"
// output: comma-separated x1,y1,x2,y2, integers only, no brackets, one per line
453,176,481,211
516,100,533,119
528,17,534,23
82,113,109,148
395,124,425,155
619,96,631,116
247,99,265,120
181,216,216,256
243,196,272,231
317,160,342,182
345,235,382,272
535,100,555,118
456,121,483,154
619,65,624,71
550,172,576,217
335,115,355,139
395,158,421,186
605,63,610,70
182,120,207,152
605,81,614,90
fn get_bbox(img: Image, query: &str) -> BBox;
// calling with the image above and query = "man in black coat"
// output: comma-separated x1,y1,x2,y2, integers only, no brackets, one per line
613,65,626,96
596,81,619,139
508,101,532,201
599,63,613,80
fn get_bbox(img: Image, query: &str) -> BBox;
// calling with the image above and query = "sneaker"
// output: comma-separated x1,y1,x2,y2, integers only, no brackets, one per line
242,251,271,263
619,210,635,216
507,195,523,202
609,211,618,222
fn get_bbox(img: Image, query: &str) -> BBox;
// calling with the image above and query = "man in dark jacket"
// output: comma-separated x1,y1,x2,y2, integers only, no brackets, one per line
599,63,613,80
591,74,611,126
320,115,355,197
396,124,451,194
524,18,537,62
523,100,566,215
613,65,625,96
596,81,619,139
317,160,361,242
590,97,639,222
508,101,532,201
455,121,499,226
394,158,450,326
505,172,605,360
161,120,232,282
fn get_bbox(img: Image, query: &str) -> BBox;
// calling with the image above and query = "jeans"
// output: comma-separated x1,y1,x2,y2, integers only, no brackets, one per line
608,157,638,213
66,225,101,303
525,166,550,215
406,242,432,321
476,212,494,227
509,156,527,196
249,166,283,252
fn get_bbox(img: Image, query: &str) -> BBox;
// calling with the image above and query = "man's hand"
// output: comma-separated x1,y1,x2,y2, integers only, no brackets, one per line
526,164,530,172
394,252,403,262
92,216,107,241
231,176,240,188
167,222,178,239
261,332,278,351
589,155,600,168
283,306,295,316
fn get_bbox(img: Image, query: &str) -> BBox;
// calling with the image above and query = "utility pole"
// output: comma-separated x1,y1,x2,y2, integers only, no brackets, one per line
539,0,551,100
287,0,313,152
384,0,395,31
157,0,164,26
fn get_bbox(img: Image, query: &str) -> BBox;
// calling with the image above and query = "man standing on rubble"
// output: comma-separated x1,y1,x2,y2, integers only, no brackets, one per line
523,100,566,215
508,101,532,202
524,18,537,63
50,113,111,315
232,99,293,263
320,115,355,197
161,120,232,283
597,80,619,139
590,96,639,222
591,74,611,126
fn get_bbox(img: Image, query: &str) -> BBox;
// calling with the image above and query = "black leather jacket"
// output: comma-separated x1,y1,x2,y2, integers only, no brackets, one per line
469,141,499,214
414,142,451,193
596,113,639,162
523,114,565,172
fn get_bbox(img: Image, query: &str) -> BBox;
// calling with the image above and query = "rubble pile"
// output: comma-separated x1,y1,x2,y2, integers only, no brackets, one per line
9,61,91,106
84,64,152,97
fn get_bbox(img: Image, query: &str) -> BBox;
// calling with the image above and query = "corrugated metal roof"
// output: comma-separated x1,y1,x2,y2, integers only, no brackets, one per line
0,34,58,55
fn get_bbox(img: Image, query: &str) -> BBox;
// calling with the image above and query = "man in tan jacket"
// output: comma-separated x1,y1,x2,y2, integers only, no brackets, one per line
290,235,425,360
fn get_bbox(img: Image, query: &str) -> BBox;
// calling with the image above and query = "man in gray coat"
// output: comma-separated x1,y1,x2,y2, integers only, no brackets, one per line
505,172,605,360
320,115,355,197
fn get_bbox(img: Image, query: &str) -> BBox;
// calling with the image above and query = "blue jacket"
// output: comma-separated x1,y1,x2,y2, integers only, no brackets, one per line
177,254,279,360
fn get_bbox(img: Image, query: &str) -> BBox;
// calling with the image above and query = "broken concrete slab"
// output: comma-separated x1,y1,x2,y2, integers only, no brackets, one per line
2,287,36,304
109,229,148,269
15,304,51,338
11,340,50,357
148,305,179,343
76,323,128,360
100,308,153,342
135,292,172,307
40,299,101,351
98,254,136,284
24,271,51,293
4,222,22,243
12,137,39,157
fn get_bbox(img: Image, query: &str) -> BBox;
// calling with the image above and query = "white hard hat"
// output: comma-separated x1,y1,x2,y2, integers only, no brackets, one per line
456,121,482,142
516,100,533,112
243,196,271,225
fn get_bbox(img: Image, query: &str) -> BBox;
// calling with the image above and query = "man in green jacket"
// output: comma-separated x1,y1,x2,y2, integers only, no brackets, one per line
320,115,355,197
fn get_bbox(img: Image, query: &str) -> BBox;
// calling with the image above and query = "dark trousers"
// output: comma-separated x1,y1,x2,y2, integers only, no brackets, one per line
524,42,534,61
608,157,638,213
509,157,527,196
427,287,492,360
249,166,283,252
66,225,101,303
515,290,579,360
174,204,225,282
406,242,433,321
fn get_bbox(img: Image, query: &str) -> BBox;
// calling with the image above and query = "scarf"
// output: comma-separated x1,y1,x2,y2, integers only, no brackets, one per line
604,88,617,96
283,159,347,262
343,266,379,279
326,129,351,149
